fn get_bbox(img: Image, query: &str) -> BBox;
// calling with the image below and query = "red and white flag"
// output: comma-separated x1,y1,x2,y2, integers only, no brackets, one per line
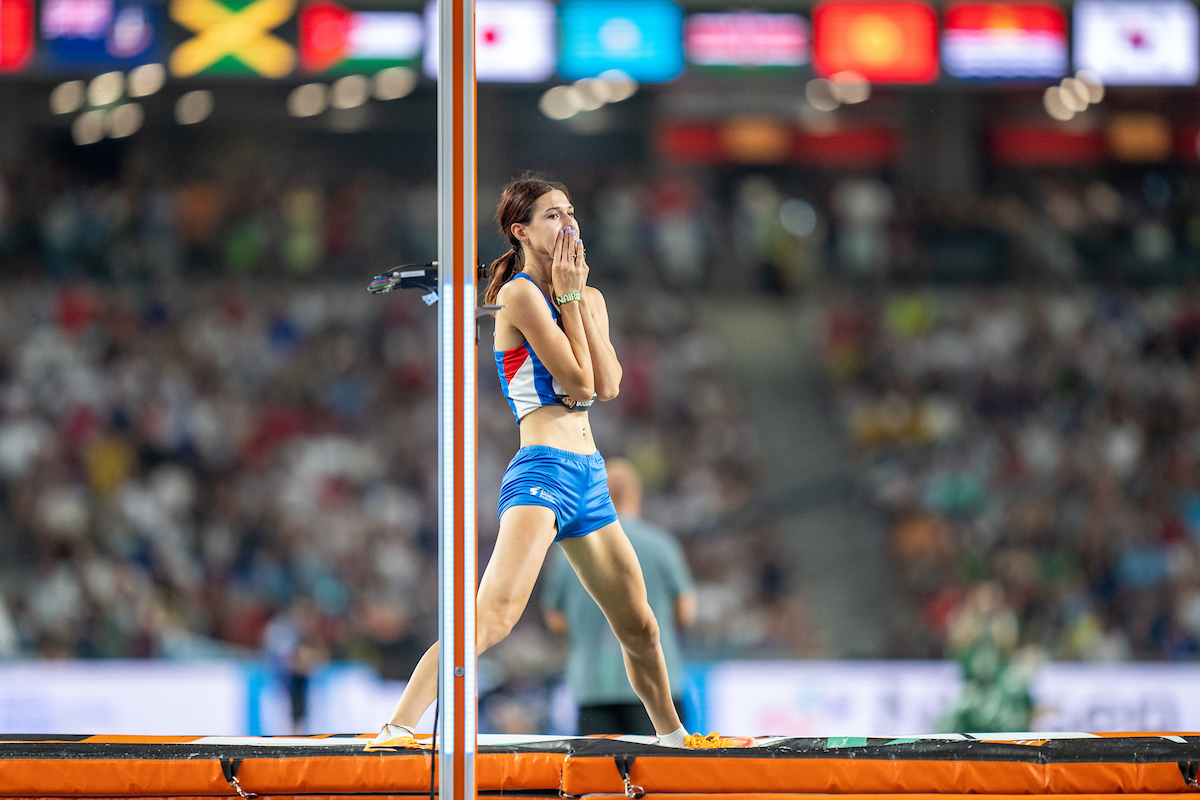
423,0,556,83
0,0,34,73
1074,0,1199,86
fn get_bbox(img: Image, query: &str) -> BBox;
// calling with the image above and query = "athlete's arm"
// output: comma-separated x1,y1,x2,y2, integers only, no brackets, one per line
576,238,622,401
498,231,594,403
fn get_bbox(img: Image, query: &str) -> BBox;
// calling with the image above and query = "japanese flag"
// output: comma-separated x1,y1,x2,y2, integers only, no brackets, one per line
423,0,556,82
1074,0,1199,85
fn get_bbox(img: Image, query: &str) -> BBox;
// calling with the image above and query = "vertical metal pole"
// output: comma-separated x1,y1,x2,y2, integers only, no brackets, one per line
437,0,476,797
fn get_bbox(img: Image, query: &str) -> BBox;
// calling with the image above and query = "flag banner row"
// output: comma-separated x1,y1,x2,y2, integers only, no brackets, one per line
1,0,1197,88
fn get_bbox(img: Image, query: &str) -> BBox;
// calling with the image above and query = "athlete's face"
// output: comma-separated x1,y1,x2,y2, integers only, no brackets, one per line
514,190,578,256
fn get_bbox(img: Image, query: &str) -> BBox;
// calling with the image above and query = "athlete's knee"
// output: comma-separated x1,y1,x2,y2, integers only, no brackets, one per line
613,608,660,653
476,603,523,652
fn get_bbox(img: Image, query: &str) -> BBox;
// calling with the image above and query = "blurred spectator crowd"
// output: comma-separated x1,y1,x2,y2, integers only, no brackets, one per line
13,151,1200,728
824,285,1200,662
0,164,775,732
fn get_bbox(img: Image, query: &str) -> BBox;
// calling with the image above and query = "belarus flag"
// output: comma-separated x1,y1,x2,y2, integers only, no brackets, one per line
0,0,33,73
943,2,1067,79
299,1,422,74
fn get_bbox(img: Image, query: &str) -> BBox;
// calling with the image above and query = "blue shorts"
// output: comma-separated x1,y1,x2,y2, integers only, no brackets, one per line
498,446,619,542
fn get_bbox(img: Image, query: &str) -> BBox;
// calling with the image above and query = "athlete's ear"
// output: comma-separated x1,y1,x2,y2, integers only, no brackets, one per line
510,221,529,245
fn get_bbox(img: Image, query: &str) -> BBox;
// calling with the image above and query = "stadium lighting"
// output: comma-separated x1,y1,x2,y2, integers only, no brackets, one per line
49,80,85,114
1076,69,1105,103
1059,77,1089,111
373,66,417,100
1043,85,1074,121
571,78,607,112
127,64,166,98
539,85,584,120
175,90,213,124
596,69,637,101
71,110,106,145
109,103,143,138
87,71,124,107
805,78,839,112
830,71,870,104
330,74,369,109
540,70,638,123
288,83,328,117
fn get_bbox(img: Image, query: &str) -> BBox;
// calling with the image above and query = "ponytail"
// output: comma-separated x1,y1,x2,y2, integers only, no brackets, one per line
484,248,523,304
482,172,571,306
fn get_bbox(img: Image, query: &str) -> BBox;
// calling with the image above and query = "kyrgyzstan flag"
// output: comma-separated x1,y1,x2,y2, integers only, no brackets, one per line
813,0,938,83
943,2,1067,78
0,0,34,73
299,1,422,74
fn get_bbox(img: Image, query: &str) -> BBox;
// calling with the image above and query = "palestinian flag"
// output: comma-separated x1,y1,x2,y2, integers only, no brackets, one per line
299,0,421,74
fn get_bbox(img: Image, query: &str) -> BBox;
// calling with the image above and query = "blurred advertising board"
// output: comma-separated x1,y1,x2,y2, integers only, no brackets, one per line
5,660,1200,736
697,660,961,736
812,0,938,83
656,121,901,167
168,0,296,78
298,2,420,74
694,660,1200,735
41,0,160,67
422,0,555,82
1031,663,1200,732
0,0,35,72
0,660,417,736
942,1,1067,79
0,661,248,735
1073,0,1199,85
683,12,810,70
558,0,684,82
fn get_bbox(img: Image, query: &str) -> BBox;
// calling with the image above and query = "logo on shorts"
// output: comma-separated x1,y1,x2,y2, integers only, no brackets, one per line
529,486,551,499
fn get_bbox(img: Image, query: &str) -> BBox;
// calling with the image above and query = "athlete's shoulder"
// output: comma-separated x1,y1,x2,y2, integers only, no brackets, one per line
497,273,538,299
583,285,605,303
496,274,549,314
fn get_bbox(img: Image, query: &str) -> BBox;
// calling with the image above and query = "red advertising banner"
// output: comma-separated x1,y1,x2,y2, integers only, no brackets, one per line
657,121,900,166
989,124,1106,165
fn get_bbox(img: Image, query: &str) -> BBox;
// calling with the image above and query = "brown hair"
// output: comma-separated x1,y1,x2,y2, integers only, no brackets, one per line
484,172,571,304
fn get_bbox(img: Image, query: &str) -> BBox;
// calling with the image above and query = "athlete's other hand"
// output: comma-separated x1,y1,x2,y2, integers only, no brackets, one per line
552,226,587,298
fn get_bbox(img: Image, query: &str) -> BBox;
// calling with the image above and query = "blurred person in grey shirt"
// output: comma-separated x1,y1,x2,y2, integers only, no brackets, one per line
543,458,696,735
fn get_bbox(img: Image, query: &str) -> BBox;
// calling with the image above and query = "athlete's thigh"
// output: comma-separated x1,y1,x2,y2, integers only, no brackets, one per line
557,520,651,627
478,504,559,612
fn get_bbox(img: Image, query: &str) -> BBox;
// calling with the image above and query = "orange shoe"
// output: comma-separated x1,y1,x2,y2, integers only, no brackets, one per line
684,732,755,748
364,724,422,752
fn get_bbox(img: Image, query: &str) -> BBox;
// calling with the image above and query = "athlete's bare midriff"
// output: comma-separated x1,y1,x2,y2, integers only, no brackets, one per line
516,403,596,454
493,292,599,456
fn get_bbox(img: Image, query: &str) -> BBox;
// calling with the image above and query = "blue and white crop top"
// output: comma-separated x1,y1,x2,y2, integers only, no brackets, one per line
494,273,594,424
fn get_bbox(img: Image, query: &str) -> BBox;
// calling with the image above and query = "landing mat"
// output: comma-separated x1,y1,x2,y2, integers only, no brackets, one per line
3,732,1200,796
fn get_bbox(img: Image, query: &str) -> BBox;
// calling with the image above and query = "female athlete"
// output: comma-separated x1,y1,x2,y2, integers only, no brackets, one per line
370,175,735,748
